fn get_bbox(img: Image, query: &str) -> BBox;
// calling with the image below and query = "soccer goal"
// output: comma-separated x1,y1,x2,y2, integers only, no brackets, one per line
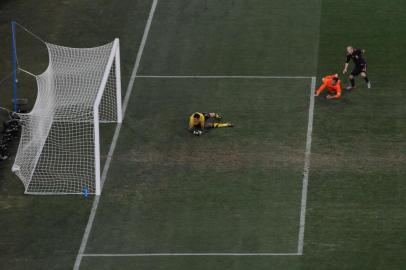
11,23,122,195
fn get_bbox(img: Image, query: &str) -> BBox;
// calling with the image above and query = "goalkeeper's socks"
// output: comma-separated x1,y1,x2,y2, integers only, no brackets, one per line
350,79,355,87
213,123,234,128
364,76,369,83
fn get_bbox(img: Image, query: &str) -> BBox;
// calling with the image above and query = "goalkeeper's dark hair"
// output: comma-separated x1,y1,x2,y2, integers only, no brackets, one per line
332,75,339,82
193,113,200,119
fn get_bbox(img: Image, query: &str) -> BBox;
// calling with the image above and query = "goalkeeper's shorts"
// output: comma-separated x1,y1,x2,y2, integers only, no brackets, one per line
192,124,203,131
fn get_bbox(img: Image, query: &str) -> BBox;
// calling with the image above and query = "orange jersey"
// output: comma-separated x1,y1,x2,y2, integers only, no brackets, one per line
315,74,342,99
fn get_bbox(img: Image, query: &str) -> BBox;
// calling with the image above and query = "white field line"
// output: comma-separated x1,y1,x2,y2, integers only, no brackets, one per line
297,76,316,255
136,75,312,79
83,253,300,257
72,0,159,269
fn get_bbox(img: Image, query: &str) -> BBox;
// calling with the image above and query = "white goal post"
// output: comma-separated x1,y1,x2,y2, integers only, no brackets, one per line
12,38,122,195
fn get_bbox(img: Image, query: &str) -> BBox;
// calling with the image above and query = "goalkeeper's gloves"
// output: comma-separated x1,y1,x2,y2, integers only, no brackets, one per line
193,130,203,136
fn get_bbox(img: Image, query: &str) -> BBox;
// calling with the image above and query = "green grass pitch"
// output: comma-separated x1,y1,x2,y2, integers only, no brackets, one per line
0,0,405,269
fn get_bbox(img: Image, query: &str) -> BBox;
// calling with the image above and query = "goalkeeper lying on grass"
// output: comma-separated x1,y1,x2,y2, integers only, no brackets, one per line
188,112,234,136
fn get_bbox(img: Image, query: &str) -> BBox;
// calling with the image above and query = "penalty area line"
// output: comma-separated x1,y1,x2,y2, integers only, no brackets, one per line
82,253,301,257
72,0,159,270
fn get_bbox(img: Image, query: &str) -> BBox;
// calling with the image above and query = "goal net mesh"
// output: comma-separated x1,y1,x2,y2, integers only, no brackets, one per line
12,40,120,194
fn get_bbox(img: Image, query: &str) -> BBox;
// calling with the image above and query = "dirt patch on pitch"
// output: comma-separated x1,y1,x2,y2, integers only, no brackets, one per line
120,144,406,173
122,144,306,171
309,150,406,173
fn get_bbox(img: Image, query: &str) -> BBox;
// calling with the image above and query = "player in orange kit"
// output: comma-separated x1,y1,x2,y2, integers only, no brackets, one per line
315,74,342,99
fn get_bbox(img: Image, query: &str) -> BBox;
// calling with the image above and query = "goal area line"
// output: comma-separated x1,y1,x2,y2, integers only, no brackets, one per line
82,252,301,257
78,76,316,259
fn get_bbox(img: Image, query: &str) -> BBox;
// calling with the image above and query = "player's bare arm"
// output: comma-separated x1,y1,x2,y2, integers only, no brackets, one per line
343,62,349,74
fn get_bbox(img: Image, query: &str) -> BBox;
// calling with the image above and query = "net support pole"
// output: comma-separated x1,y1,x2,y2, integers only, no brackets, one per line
11,21,18,112
114,38,122,123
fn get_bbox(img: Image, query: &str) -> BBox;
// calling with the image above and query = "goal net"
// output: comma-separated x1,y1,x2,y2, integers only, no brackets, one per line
12,39,122,195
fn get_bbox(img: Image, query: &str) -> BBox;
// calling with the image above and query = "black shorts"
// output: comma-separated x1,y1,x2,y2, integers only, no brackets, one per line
192,123,203,130
351,63,367,76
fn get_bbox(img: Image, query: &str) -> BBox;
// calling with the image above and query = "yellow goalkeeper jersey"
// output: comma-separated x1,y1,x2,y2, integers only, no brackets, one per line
188,112,205,129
